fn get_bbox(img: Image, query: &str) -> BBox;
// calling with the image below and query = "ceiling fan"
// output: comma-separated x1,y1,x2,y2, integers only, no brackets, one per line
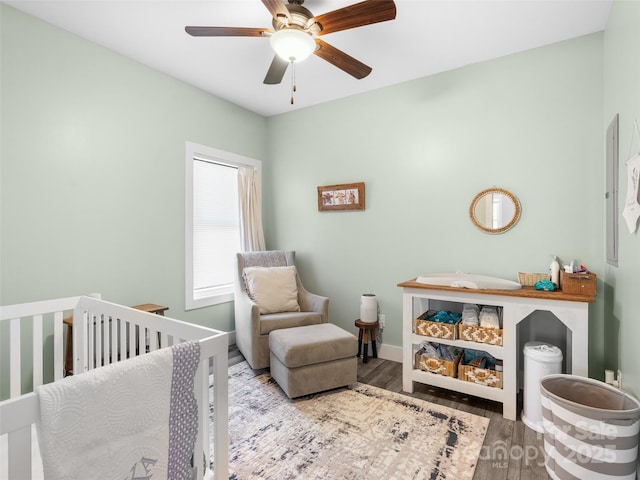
185,0,397,86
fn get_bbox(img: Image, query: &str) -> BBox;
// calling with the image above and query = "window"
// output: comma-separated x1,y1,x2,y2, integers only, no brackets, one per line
185,142,261,310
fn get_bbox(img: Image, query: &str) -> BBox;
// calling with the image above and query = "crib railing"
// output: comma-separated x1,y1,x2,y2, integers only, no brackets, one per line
0,296,229,480
1,297,76,401
71,296,211,373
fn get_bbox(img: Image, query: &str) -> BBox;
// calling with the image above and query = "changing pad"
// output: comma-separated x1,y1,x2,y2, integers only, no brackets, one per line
415,273,522,290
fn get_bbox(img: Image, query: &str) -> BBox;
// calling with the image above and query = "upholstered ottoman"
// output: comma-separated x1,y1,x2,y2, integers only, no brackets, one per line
269,323,358,398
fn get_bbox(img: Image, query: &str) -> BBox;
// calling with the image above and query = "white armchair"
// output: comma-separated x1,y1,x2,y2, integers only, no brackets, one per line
234,250,329,369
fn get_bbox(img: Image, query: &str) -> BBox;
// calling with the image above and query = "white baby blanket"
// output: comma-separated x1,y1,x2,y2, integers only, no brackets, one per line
36,341,200,480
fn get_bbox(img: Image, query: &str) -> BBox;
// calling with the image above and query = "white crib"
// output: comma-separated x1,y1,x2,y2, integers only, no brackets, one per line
0,296,229,480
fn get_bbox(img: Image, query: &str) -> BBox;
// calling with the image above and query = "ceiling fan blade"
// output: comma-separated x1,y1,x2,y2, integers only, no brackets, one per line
314,39,372,79
264,55,290,85
185,26,269,37
261,0,291,22
315,0,396,36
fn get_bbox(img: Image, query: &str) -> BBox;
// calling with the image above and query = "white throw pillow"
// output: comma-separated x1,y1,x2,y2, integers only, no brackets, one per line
243,266,300,314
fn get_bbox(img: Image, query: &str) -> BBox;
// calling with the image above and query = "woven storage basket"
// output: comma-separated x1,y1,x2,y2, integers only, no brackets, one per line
458,323,503,346
517,272,550,287
458,364,503,388
415,347,462,377
415,310,458,340
559,270,597,296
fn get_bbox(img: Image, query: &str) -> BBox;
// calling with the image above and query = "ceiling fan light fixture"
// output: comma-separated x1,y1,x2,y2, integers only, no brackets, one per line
270,28,315,63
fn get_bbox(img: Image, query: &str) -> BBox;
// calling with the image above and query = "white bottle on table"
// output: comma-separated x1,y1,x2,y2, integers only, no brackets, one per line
550,256,560,285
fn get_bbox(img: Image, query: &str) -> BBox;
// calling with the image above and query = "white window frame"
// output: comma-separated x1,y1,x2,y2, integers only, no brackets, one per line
185,141,262,310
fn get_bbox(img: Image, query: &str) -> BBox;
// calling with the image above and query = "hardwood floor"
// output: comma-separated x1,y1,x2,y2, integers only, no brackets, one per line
355,356,549,480
227,345,549,479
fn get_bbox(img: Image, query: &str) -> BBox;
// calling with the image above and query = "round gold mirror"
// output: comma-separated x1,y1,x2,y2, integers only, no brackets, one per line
470,188,521,234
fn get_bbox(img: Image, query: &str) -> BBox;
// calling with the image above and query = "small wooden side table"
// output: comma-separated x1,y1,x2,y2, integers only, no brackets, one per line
354,319,379,364
130,304,169,316
64,303,169,375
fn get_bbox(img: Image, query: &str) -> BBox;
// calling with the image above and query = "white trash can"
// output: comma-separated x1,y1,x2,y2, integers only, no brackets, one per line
522,341,563,432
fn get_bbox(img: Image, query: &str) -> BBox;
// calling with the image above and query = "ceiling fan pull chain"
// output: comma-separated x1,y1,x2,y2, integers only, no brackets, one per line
290,60,296,105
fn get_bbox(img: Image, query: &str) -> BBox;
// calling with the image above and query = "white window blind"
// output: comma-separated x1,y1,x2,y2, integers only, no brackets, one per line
192,159,239,295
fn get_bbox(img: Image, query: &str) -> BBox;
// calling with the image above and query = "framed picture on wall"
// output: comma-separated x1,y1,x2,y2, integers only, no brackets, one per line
317,182,365,211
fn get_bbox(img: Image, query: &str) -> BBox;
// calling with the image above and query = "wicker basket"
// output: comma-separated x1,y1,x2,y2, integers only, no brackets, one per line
517,272,550,287
458,363,503,388
559,270,597,296
415,310,458,340
458,323,503,346
415,347,462,377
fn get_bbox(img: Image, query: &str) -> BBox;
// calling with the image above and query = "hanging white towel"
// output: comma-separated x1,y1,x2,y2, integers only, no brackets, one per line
623,152,640,233
36,341,200,480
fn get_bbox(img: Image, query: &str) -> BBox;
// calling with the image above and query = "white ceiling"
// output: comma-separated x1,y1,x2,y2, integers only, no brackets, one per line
6,0,613,117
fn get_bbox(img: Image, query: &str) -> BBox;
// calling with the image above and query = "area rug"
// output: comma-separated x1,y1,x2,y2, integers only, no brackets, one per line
211,362,489,480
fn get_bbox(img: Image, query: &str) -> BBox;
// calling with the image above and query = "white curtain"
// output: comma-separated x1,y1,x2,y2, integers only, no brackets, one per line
238,166,266,252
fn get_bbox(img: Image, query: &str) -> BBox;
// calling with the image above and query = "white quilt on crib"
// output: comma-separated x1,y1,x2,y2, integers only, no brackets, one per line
36,341,200,480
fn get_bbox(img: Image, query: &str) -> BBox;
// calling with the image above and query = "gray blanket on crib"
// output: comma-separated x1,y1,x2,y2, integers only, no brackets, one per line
36,341,200,480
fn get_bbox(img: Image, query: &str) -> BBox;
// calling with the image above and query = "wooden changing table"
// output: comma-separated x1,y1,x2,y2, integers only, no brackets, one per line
398,279,595,421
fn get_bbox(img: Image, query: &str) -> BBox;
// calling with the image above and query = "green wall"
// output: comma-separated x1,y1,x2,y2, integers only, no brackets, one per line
266,33,606,376
5,1,634,393
603,0,640,398
0,4,267,331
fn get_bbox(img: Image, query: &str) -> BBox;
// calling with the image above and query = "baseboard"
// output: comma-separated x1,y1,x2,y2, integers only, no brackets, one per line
377,343,402,363
228,330,236,346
